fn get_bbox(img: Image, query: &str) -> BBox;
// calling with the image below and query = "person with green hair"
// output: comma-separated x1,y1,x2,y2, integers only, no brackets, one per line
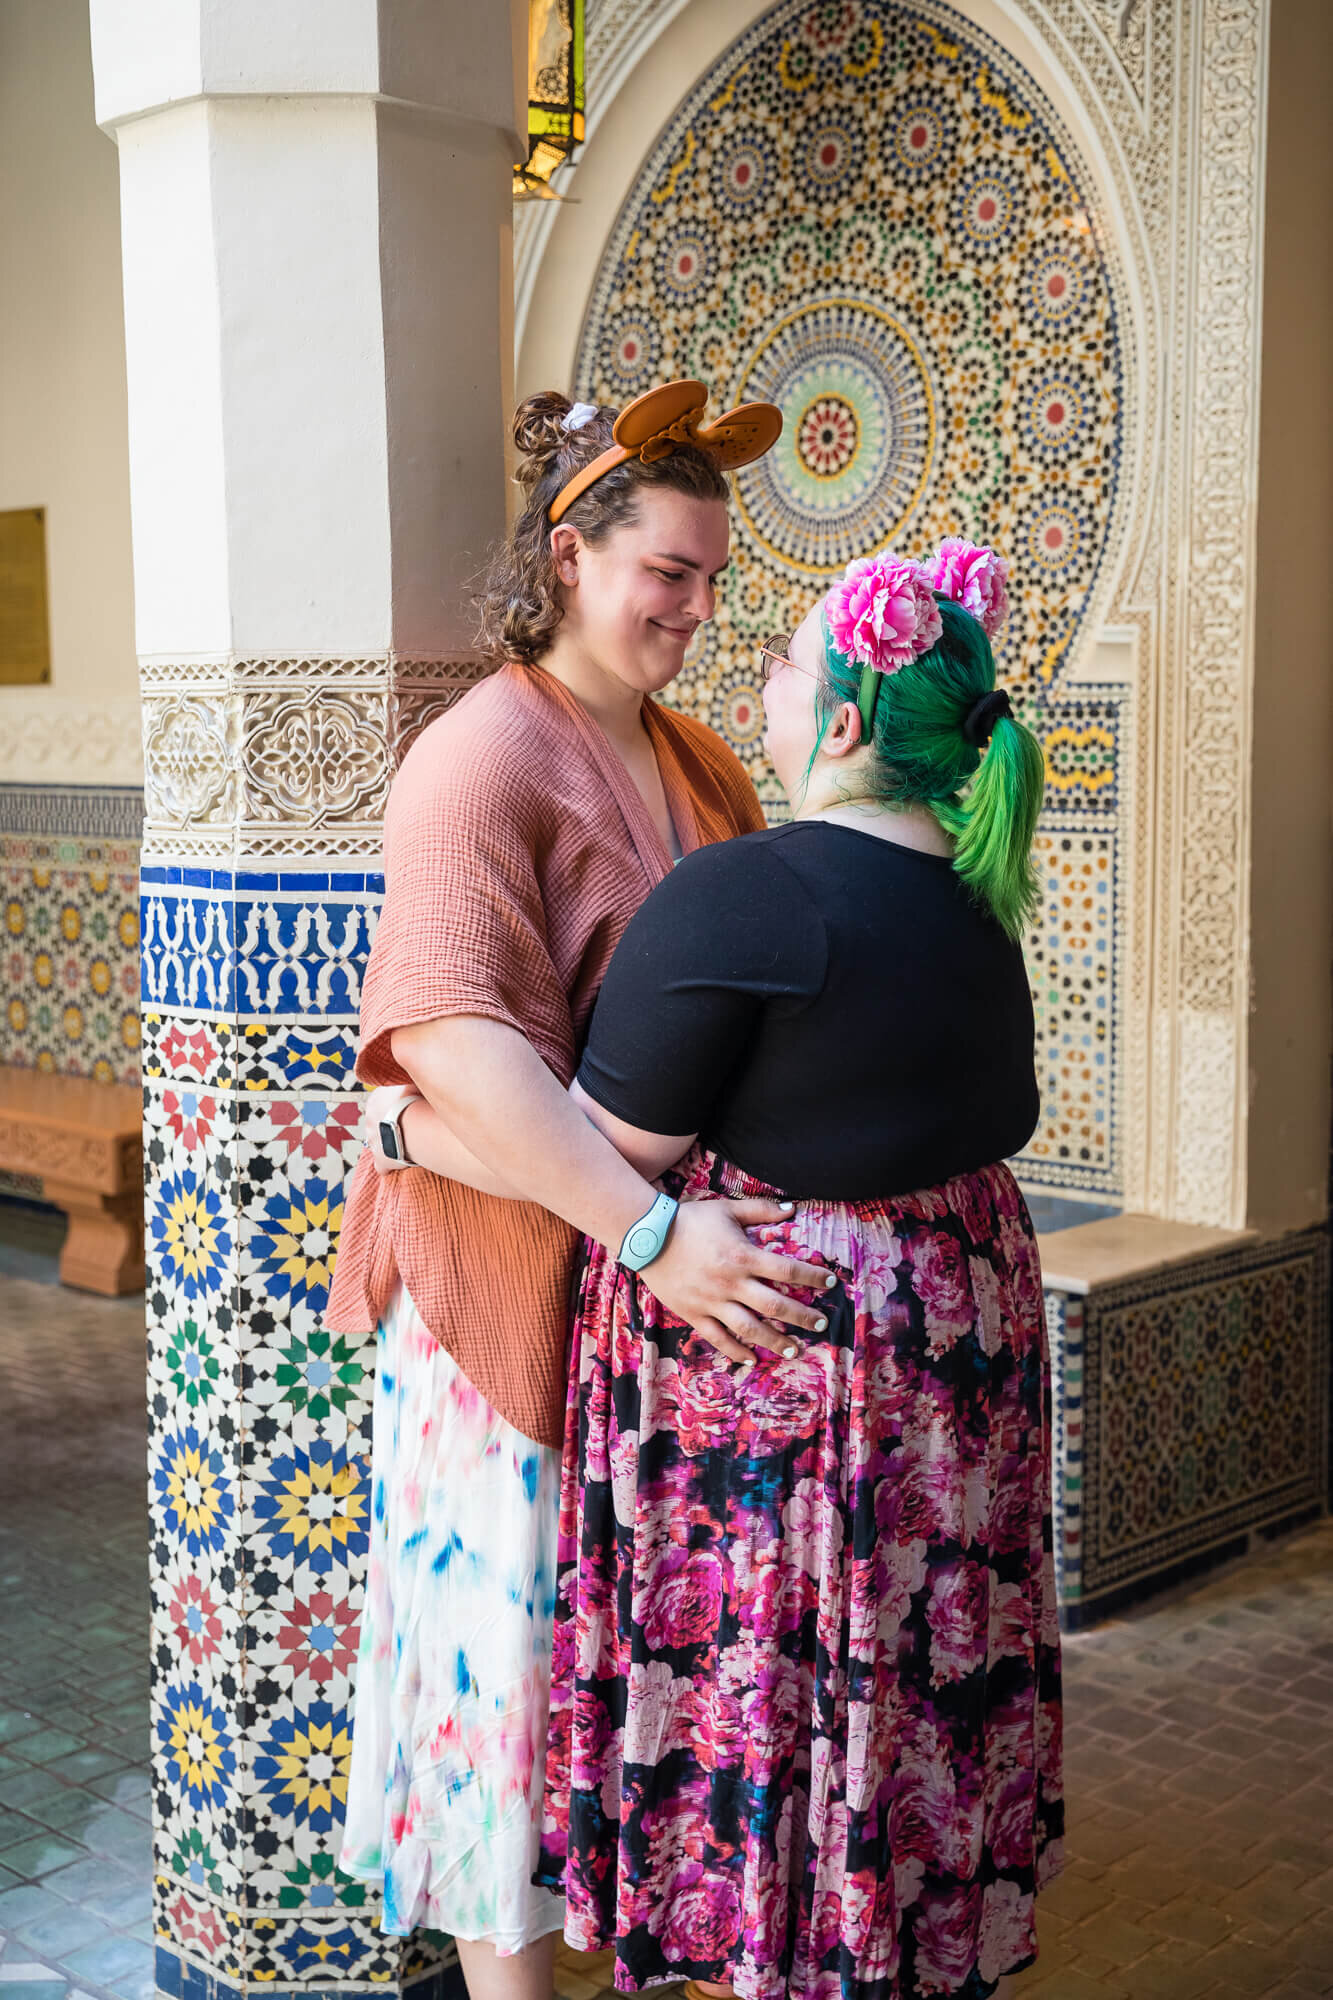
373,540,1062,1999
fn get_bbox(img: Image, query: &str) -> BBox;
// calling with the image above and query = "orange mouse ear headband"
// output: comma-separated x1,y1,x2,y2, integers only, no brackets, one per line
548,377,783,524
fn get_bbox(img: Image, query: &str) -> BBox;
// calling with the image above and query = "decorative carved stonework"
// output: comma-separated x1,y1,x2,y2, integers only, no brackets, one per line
142,696,235,826
138,655,496,862
241,693,390,826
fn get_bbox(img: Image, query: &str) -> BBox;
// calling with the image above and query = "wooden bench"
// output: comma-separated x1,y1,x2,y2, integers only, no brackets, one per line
0,1067,144,1295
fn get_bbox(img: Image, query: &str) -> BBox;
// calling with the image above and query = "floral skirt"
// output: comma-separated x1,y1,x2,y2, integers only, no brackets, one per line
340,1279,567,1950
538,1151,1064,2000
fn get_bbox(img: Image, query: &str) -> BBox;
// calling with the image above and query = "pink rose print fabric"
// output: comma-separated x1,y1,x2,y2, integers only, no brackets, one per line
538,1150,1063,2000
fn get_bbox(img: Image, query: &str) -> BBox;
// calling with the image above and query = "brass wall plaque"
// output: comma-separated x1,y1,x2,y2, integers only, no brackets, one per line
0,507,52,685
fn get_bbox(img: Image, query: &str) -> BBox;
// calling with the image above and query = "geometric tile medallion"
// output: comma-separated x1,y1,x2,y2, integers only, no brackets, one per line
577,0,1130,1201
577,0,1125,793
1045,1226,1330,1626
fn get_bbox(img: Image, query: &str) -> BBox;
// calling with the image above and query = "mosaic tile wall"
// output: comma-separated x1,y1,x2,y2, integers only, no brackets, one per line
0,784,143,1087
1045,1227,1330,1629
575,0,1128,1202
139,861,462,1992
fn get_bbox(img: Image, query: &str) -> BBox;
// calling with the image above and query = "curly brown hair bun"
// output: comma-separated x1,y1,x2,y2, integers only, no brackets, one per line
476,390,729,668
510,391,613,493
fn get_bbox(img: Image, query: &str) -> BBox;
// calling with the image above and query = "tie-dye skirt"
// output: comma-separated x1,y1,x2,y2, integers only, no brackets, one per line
340,1278,567,1950
538,1150,1064,2000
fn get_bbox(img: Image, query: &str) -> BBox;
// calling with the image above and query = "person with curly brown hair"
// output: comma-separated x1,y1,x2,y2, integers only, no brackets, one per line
327,384,832,1998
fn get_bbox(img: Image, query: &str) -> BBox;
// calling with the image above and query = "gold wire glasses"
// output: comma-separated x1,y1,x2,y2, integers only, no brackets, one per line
759,633,817,681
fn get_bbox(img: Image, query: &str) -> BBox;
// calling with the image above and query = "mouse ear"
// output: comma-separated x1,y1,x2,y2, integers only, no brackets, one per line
695,400,784,469
611,379,709,450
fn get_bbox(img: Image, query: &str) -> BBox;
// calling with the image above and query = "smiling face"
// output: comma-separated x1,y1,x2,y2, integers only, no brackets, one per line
551,486,731,695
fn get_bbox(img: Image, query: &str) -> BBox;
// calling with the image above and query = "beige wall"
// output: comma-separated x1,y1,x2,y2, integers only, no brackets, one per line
1246,0,1333,1234
0,0,139,783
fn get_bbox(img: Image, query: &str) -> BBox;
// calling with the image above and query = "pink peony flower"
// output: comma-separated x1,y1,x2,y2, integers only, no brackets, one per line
928,537,1010,637
659,1860,743,1965
928,1559,991,1685
977,1876,1033,1983
888,1738,966,1875
639,1545,724,1651
988,1453,1034,1555
825,554,943,675
986,1763,1036,1874
915,1883,982,1994
989,1579,1035,1668
674,1358,738,1457
735,1357,826,1459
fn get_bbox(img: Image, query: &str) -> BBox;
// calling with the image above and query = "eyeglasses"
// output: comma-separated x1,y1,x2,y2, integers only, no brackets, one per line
759,633,817,682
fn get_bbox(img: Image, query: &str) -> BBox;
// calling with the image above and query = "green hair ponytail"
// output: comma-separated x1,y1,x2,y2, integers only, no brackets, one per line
817,594,1045,938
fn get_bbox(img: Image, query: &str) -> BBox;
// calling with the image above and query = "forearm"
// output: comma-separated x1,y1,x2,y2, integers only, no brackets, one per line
395,1100,521,1199
392,1017,658,1251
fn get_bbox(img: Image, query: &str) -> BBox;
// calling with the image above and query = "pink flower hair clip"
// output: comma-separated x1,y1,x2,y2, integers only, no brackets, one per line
823,553,942,742
927,537,1010,638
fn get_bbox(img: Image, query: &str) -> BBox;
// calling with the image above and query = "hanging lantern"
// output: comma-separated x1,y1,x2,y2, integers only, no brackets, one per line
514,0,585,200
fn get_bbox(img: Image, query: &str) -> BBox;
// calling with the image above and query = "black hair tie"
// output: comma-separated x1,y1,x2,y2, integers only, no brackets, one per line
962,687,1012,747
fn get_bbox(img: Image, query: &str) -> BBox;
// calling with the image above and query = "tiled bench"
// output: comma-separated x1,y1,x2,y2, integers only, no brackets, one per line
0,1066,144,1294
1037,1214,1329,1627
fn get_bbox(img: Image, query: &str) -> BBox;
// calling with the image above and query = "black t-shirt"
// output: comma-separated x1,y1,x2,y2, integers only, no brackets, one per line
576,821,1039,1201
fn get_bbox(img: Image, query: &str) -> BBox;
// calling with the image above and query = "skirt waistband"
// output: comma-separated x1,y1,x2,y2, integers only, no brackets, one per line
669,1145,1025,1222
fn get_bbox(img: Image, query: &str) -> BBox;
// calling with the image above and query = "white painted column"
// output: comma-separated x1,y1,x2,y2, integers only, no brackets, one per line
89,3,521,1985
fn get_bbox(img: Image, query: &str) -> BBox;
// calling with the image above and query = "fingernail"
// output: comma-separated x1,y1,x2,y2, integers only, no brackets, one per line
737,1359,755,1376
814,1316,827,1332
780,1200,795,1212
824,1272,836,1289
784,1344,799,1359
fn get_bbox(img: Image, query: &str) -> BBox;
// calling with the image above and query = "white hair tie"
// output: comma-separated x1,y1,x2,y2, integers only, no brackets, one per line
561,401,599,432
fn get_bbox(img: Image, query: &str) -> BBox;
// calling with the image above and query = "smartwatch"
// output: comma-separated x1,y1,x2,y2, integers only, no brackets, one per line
617,1192,680,1272
374,1087,420,1171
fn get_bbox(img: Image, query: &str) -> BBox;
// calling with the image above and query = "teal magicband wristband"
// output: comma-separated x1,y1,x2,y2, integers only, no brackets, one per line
617,1192,679,1272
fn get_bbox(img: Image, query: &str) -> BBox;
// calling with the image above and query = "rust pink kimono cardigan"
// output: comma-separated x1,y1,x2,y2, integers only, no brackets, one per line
324,661,764,1445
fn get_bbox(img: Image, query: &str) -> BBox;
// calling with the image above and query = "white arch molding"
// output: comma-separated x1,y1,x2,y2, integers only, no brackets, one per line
516,0,1269,1232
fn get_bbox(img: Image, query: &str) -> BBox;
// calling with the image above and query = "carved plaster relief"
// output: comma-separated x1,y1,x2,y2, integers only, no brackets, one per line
139,657,494,865
0,695,145,786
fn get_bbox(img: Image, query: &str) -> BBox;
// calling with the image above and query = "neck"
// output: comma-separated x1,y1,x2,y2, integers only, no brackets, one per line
793,772,953,855
539,631,646,750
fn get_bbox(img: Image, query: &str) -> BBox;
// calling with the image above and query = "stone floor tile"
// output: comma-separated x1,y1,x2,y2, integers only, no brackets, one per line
0,1771,71,1815
1195,1937,1307,1996
61,1934,154,1985
1103,1948,1219,1998
8,1730,83,1766
0,1829,87,1879
1141,1895,1240,1949
1037,1869,1107,1924
14,1899,117,1958
1012,1972,1128,1998
1067,1910,1168,1964
0,1881,69,1932
26,1789,110,1836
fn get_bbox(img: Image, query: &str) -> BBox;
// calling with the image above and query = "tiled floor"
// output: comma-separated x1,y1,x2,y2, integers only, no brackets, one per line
1,1207,1331,1999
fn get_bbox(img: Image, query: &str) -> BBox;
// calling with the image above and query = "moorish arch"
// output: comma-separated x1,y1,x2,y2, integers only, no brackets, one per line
519,0,1263,1235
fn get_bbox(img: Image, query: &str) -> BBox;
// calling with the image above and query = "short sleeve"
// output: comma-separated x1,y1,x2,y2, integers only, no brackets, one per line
576,835,827,1136
356,730,573,1087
